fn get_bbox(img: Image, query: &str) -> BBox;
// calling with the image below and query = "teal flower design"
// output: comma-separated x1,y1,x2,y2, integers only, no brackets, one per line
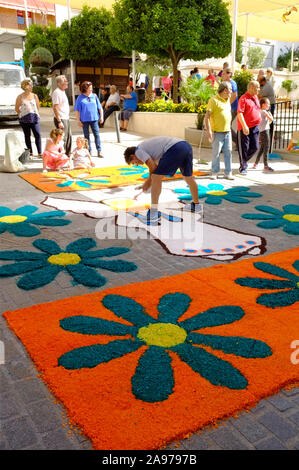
235,261,299,308
242,205,299,235
174,184,262,205
0,238,137,290
118,165,148,176
58,293,272,403
57,176,110,188
0,205,70,237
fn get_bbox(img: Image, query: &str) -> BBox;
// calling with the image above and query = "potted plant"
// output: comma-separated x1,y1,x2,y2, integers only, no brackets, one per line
181,77,216,148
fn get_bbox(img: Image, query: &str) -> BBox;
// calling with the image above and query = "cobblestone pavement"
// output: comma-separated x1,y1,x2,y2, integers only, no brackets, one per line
0,110,298,450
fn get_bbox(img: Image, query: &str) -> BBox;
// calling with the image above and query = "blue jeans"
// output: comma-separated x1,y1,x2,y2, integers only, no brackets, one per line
82,120,101,153
212,131,232,174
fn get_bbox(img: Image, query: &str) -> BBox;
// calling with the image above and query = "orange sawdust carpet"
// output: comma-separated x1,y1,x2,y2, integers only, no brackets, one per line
3,248,299,450
19,166,208,193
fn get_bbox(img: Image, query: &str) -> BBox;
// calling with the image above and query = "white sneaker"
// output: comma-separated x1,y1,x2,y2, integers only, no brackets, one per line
183,202,202,213
210,173,218,180
224,173,234,180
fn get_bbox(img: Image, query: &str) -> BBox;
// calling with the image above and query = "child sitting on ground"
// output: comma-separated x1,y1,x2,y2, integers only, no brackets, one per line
253,97,274,171
43,128,70,172
71,137,95,169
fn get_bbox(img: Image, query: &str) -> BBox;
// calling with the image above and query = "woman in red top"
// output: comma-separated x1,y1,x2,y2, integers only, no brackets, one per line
205,69,216,87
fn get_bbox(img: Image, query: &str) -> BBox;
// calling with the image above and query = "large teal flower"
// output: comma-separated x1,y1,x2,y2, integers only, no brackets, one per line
242,205,299,235
174,184,262,205
235,261,299,308
0,238,137,290
58,293,272,403
117,165,148,176
0,205,70,237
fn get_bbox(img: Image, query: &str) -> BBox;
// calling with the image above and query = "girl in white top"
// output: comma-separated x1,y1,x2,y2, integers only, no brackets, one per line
71,137,95,169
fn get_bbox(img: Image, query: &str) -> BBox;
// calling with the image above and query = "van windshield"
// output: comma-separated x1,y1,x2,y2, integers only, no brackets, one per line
0,69,22,87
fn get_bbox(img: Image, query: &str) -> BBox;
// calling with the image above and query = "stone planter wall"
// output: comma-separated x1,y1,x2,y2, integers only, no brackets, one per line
105,111,198,139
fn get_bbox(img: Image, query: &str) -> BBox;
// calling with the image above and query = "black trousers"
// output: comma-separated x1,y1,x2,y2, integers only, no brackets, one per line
103,105,119,124
54,117,72,156
20,121,42,154
255,130,270,166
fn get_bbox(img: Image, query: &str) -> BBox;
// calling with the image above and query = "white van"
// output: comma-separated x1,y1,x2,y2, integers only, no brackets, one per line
0,64,26,122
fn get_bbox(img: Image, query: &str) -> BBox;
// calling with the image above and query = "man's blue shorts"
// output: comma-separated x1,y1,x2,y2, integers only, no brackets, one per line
153,141,193,177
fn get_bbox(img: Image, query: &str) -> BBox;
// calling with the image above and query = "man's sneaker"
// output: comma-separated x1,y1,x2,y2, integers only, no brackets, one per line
224,173,234,180
183,202,202,213
253,163,257,169
210,173,218,180
97,152,104,158
264,166,274,171
239,169,247,175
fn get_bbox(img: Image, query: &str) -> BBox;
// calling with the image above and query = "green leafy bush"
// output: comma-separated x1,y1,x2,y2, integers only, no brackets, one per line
282,79,297,94
233,70,254,97
33,85,51,102
179,77,217,107
137,100,207,114
247,46,266,69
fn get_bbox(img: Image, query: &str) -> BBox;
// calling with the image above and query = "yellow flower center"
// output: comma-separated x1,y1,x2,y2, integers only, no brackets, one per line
206,190,227,196
137,323,187,348
282,214,299,222
48,252,81,266
0,215,27,224
297,282,299,289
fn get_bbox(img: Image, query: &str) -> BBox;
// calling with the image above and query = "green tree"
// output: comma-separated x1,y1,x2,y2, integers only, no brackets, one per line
109,0,232,103
58,6,122,84
277,46,299,71
247,46,266,69
29,47,53,101
23,23,60,67
236,33,243,64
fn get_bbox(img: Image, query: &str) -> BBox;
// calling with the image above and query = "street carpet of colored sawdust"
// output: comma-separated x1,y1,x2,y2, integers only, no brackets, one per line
3,247,299,450
19,166,208,193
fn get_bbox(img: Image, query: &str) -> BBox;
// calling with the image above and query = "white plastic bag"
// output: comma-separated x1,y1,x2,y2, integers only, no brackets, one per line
0,131,27,172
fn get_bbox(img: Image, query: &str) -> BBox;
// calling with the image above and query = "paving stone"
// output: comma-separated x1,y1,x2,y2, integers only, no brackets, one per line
0,392,22,420
283,388,299,397
230,414,269,443
5,360,36,381
208,425,254,450
255,437,288,450
14,378,50,404
3,416,39,449
288,411,299,426
268,395,295,412
26,401,66,433
258,412,298,442
181,433,221,450
41,428,81,450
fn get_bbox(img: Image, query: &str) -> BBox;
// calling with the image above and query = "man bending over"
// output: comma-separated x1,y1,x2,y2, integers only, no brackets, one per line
124,136,200,222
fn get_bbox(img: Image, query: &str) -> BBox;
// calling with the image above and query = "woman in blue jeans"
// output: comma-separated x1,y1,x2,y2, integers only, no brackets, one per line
75,81,104,158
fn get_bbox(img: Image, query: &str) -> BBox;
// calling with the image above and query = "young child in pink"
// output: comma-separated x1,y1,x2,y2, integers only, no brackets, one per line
71,137,95,169
42,129,70,172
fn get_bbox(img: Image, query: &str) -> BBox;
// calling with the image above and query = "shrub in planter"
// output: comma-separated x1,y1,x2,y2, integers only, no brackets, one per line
282,79,297,95
179,78,216,107
233,70,254,97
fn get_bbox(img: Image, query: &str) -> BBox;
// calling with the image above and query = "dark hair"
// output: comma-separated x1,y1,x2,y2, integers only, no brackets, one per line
193,67,198,73
124,146,136,164
259,77,267,85
260,97,270,106
80,81,93,93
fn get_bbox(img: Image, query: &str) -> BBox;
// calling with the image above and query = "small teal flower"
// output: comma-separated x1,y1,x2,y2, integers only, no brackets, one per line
117,165,148,176
174,184,262,205
41,173,110,189
58,293,272,403
0,205,70,237
242,205,299,235
235,261,299,308
0,238,137,290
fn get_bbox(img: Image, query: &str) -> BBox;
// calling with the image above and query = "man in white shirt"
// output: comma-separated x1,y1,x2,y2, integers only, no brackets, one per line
102,85,120,126
52,75,72,156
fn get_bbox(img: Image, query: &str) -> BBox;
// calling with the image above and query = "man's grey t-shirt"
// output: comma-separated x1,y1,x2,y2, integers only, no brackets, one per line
135,136,183,163
260,82,275,105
